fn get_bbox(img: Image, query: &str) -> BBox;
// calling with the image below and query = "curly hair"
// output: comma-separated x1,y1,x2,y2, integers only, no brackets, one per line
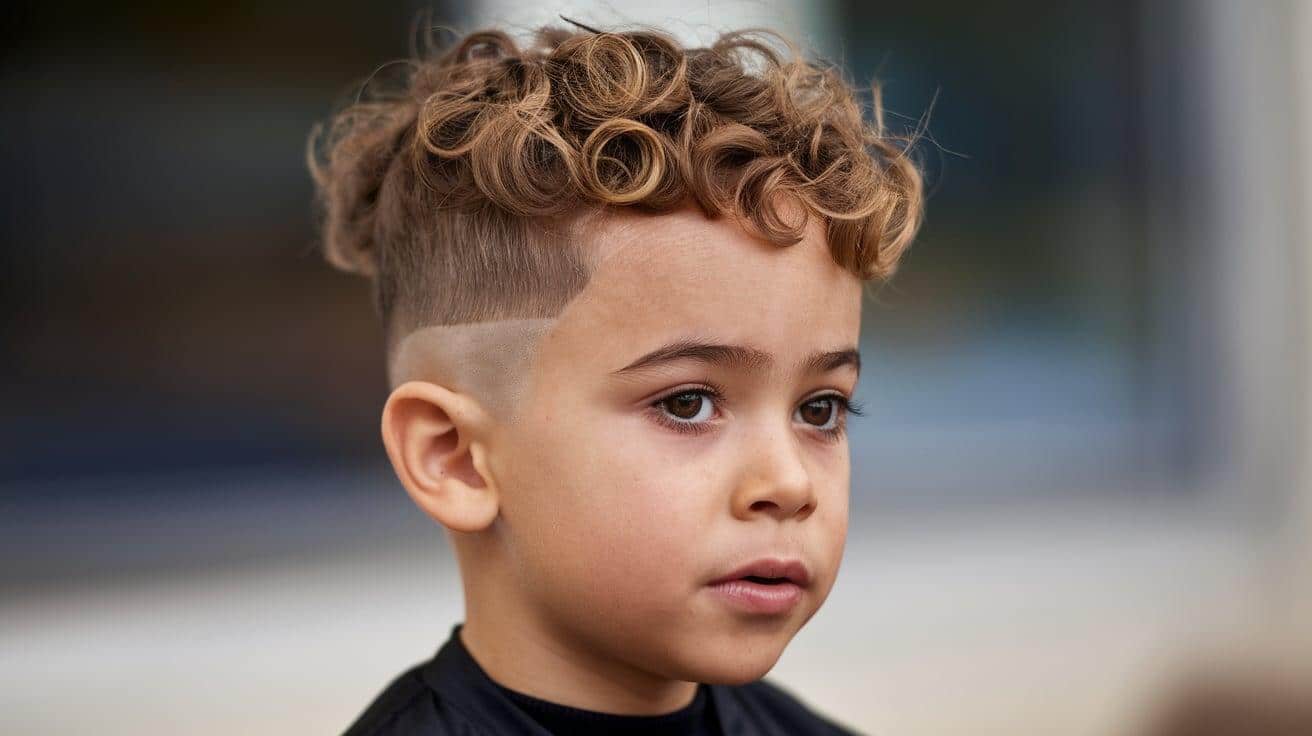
307,20,925,354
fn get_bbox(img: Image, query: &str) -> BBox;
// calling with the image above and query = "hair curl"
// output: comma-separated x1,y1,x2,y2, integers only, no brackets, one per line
307,20,925,353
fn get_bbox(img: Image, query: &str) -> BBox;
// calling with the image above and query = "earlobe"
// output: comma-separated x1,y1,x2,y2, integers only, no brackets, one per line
380,381,500,533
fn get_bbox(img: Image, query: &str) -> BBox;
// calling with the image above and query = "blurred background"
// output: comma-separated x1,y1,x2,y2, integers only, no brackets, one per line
2,0,1310,733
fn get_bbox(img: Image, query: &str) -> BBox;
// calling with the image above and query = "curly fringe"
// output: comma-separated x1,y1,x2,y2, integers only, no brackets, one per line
307,18,926,338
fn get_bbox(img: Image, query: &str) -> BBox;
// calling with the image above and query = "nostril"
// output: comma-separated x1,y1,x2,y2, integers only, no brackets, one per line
748,499,812,517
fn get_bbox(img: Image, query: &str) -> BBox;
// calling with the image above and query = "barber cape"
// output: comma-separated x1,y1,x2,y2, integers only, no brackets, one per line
343,623,863,735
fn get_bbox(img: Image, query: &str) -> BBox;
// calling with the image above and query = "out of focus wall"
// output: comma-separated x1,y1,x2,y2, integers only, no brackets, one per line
1299,0,1312,630
3,1,1311,735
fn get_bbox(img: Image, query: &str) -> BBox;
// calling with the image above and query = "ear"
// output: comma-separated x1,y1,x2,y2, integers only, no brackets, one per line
380,381,500,533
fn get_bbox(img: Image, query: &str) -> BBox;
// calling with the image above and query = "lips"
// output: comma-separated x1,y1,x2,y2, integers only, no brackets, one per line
709,557,811,588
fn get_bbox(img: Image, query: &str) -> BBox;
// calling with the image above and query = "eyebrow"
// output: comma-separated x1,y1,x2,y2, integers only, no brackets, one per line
611,338,861,379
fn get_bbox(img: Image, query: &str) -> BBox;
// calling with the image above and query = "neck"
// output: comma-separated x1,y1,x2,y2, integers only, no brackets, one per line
458,578,699,715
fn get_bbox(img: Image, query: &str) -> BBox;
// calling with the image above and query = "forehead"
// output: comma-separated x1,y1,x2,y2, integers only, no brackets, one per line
543,206,863,375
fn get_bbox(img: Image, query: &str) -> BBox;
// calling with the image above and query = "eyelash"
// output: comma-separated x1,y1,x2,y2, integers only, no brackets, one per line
647,382,865,442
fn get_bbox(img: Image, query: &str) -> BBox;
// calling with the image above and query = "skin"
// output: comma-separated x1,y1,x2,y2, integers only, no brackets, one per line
381,203,863,715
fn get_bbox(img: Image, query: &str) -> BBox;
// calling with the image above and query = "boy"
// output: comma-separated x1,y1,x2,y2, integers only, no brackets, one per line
307,17,923,736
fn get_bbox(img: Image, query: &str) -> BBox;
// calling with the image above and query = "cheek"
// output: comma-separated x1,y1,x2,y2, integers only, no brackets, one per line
504,404,712,589
521,457,712,622
580,482,702,602
573,423,714,583
812,445,851,588
825,443,851,523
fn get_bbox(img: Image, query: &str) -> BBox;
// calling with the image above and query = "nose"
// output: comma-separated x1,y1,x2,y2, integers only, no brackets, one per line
730,424,817,522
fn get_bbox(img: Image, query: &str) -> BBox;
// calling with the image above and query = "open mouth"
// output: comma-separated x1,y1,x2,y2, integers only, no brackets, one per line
709,557,811,589
709,574,804,614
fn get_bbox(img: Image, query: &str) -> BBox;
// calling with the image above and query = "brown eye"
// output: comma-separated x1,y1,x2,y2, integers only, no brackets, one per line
799,398,835,426
649,387,722,436
664,392,707,421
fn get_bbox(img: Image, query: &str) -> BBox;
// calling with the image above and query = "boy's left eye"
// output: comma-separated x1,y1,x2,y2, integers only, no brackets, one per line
797,397,839,428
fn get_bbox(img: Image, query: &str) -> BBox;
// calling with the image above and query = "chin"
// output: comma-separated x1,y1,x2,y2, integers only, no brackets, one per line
686,649,784,685
665,627,792,685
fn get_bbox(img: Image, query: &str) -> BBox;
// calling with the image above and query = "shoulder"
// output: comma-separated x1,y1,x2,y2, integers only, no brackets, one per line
719,677,866,736
340,662,481,736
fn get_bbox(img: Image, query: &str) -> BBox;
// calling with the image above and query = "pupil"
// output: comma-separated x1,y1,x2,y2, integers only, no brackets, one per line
802,400,832,425
668,393,701,419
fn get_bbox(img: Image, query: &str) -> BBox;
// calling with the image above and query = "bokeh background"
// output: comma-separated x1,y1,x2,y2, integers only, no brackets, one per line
3,1,1310,734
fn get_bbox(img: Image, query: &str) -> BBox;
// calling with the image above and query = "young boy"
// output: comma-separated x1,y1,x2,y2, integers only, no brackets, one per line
307,17,923,736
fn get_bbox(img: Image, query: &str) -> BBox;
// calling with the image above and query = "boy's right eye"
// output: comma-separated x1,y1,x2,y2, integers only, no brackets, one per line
661,391,715,422
648,386,723,436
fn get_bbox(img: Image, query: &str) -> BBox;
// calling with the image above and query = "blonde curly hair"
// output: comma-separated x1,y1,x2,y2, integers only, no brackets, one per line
307,19,925,353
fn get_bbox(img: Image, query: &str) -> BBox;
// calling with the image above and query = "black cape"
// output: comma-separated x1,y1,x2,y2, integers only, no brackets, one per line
342,623,864,735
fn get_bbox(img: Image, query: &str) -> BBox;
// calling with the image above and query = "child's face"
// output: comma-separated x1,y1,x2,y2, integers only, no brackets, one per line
486,204,863,684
